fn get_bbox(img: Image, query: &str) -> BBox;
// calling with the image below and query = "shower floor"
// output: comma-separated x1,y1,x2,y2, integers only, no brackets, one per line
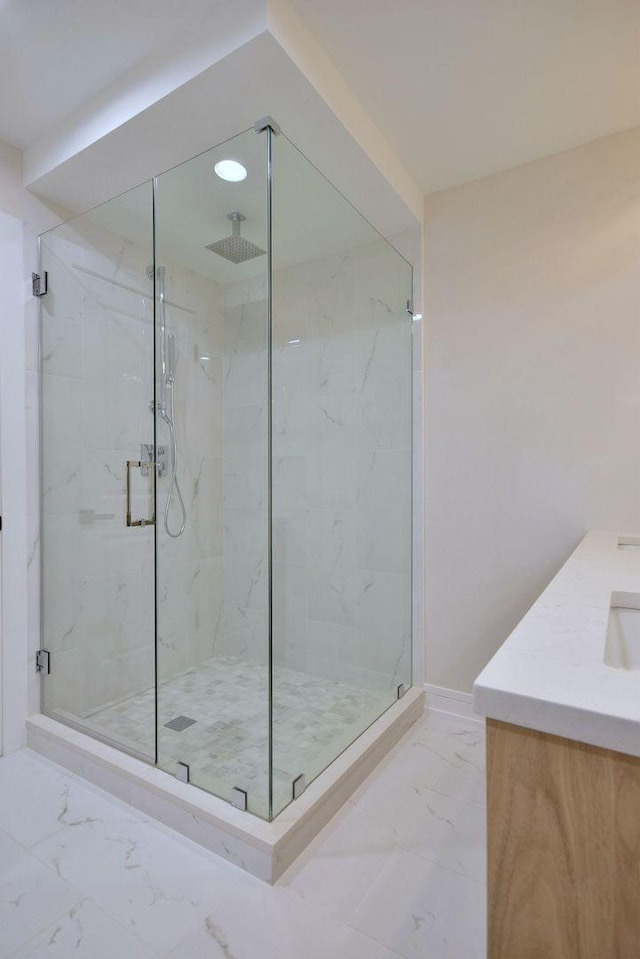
83,655,393,816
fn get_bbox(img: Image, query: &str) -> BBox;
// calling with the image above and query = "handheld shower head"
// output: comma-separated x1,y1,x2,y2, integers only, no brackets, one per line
166,333,176,384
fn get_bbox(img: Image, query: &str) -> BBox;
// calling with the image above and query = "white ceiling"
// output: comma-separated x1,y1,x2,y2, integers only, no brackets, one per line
1,0,638,195
0,0,219,147
288,0,640,193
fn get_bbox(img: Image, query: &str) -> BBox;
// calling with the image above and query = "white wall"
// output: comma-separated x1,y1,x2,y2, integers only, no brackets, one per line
423,126,640,693
0,140,63,753
0,210,27,755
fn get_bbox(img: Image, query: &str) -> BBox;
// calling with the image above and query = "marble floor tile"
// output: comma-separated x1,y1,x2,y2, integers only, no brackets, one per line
350,848,486,959
0,751,74,849
0,829,81,959
430,753,487,806
8,898,156,959
354,779,486,883
29,818,230,954
413,711,486,806
278,799,396,921
350,711,485,806
163,880,402,959
0,750,146,851
0,708,488,959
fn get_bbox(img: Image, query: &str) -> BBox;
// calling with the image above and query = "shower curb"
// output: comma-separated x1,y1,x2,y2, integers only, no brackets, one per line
26,687,424,883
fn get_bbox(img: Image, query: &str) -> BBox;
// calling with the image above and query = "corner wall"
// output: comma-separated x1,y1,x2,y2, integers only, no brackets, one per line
0,141,63,753
423,126,640,693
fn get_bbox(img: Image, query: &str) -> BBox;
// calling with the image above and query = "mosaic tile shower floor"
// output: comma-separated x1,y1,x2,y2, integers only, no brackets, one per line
84,655,392,816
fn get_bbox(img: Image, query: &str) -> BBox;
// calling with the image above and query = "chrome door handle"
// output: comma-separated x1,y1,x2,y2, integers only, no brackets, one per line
125,459,156,527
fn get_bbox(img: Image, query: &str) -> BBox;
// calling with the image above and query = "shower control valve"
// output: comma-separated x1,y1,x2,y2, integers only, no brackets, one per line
140,443,168,477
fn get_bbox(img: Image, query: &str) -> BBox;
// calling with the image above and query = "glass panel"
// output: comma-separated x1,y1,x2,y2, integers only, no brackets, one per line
154,129,271,818
40,182,156,760
271,134,413,816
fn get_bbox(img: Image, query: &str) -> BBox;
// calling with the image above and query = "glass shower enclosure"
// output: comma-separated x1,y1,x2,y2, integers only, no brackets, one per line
38,122,413,821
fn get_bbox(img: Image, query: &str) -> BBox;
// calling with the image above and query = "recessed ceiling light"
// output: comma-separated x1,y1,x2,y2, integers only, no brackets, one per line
214,159,247,182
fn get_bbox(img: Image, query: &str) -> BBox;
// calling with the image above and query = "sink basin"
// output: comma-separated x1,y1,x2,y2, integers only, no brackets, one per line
605,592,640,670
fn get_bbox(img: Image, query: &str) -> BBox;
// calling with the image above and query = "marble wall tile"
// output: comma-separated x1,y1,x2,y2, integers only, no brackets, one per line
192,557,223,662
306,404,357,512
223,301,268,408
189,456,223,556
306,251,356,342
222,507,268,612
215,605,268,665
355,570,411,682
41,373,82,515
306,621,359,683
182,379,223,473
24,371,40,521
42,514,82,652
355,322,412,453
272,264,308,348
272,455,308,566
272,562,308,670
39,236,83,378
222,404,267,473
269,241,414,707
357,504,411,576
272,344,310,459
26,512,41,717
24,297,40,375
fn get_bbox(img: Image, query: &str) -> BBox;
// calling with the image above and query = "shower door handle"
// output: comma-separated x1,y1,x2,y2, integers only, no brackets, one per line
125,459,156,528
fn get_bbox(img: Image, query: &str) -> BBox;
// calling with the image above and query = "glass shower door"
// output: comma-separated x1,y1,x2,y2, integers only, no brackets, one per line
153,129,271,817
39,181,157,760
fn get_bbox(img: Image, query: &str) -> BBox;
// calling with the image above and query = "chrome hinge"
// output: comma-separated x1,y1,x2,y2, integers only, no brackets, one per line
36,649,50,674
397,683,407,699
254,115,281,135
32,272,48,297
406,299,414,316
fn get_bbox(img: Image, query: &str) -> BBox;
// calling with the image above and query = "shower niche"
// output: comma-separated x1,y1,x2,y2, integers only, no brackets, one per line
38,122,415,829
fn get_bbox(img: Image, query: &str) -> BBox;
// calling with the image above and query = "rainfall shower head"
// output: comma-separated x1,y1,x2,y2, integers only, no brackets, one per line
205,212,265,264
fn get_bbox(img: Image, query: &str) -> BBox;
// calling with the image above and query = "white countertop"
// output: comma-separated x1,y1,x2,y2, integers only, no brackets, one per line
473,530,640,757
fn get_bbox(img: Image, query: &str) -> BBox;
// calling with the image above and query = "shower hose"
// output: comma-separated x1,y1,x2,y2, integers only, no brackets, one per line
162,382,187,538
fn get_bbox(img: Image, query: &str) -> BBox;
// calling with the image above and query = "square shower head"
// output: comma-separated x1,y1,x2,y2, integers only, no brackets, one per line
205,235,266,264
205,210,266,264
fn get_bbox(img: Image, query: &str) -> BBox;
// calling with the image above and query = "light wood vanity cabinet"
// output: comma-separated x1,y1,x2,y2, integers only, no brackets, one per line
486,718,640,959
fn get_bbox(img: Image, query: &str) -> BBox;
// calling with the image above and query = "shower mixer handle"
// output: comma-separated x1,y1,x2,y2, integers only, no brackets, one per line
140,443,168,477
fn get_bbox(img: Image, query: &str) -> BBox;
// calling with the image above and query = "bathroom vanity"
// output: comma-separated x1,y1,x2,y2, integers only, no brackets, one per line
474,531,640,959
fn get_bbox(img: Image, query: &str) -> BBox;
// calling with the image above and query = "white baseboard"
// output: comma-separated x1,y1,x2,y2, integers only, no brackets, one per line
424,682,482,722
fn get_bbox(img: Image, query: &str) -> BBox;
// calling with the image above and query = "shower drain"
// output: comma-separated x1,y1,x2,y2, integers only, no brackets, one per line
164,715,197,731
